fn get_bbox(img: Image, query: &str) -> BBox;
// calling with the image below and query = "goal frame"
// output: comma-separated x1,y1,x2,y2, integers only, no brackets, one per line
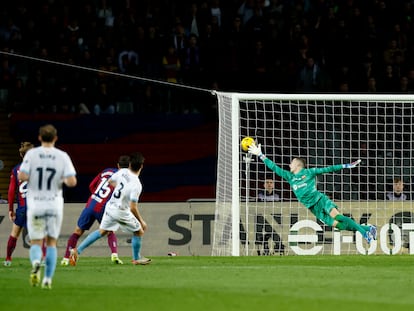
212,92,414,256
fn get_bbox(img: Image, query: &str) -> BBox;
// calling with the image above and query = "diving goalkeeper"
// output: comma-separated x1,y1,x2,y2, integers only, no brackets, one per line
248,142,377,244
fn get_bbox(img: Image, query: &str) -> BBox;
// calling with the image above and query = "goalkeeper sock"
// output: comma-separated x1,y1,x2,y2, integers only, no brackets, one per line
361,225,371,231
335,221,347,231
335,214,366,235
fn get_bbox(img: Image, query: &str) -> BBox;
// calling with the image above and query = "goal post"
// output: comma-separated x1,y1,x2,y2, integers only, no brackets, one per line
212,92,414,256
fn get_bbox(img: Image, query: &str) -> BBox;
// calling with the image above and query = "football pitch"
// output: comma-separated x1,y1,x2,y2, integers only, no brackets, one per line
0,255,413,311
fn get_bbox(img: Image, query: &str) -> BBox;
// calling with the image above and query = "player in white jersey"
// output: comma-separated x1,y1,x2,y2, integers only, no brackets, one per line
18,124,77,289
70,152,151,265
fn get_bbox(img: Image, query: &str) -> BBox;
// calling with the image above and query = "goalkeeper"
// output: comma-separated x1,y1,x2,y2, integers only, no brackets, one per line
248,142,377,244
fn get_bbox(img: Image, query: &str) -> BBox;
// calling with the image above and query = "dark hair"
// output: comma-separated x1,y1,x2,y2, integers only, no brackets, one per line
39,124,57,142
117,155,130,168
129,152,145,171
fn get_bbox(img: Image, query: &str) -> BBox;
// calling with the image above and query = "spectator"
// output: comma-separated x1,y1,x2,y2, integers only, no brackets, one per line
93,82,115,115
387,178,408,201
296,56,321,92
258,178,281,202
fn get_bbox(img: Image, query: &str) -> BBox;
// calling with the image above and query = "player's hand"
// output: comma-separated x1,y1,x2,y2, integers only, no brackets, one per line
8,211,15,222
343,159,361,169
248,143,263,157
141,220,148,231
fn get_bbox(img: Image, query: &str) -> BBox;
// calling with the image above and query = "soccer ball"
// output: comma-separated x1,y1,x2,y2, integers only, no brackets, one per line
240,136,255,152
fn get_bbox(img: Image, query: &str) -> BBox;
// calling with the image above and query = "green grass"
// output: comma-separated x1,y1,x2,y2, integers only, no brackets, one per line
1,256,413,311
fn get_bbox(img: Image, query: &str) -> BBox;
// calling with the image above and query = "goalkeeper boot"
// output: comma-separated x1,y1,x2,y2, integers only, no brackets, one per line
69,248,78,266
369,225,377,240
30,262,41,287
111,253,123,265
363,231,372,244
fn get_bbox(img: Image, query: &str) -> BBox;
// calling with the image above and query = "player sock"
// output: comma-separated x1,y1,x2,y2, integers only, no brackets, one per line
78,230,102,255
131,236,142,260
30,244,43,264
107,232,118,254
65,233,80,258
44,246,57,279
334,214,366,235
6,236,17,259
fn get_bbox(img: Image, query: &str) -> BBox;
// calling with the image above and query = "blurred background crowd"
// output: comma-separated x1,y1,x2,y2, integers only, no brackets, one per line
1,0,414,116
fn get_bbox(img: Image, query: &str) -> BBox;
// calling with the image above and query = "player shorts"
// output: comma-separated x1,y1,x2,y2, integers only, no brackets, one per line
77,206,105,230
26,197,64,240
309,194,337,226
14,206,27,228
100,206,142,233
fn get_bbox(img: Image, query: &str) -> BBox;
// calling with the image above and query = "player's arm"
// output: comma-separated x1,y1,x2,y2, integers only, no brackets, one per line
64,175,77,188
8,170,17,212
17,170,29,182
130,201,147,231
7,169,17,220
342,159,361,169
248,142,291,179
311,160,361,175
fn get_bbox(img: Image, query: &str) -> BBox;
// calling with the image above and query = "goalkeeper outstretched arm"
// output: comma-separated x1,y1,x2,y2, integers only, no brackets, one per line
247,142,361,174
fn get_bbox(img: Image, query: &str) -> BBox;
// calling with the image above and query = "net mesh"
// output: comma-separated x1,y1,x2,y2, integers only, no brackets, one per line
212,92,414,256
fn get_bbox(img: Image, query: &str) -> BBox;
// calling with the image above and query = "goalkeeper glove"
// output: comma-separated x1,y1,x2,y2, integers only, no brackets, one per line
248,143,266,160
343,159,361,169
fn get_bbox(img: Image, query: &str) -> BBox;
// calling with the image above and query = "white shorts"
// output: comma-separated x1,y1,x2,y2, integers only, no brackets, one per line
26,197,64,240
100,207,142,233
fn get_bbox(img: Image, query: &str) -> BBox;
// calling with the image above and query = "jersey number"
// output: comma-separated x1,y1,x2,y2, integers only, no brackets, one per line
35,167,56,190
94,177,112,199
112,182,124,199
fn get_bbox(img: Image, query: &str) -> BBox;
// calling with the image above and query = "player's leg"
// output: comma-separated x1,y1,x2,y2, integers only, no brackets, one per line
71,210,114,265
42,236,57,289
5,207,27,266
41,207,63,289
131,229,151,265
97,209,122,264
4,224,22,266
63,208,94,265
330,208,374,243
70,229,108,266
29,239,43,287
107,232,123,264
27,207,44,287
122,214,151,265
61,227,85,266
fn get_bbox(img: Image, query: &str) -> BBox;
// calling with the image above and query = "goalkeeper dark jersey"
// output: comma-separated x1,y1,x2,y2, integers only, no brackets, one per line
262,158,343,208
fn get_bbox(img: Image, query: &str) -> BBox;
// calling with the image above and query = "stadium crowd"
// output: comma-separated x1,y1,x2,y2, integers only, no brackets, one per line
1,0,414,115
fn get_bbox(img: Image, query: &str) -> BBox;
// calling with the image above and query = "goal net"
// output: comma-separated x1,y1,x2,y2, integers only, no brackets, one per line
212,92,414,256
